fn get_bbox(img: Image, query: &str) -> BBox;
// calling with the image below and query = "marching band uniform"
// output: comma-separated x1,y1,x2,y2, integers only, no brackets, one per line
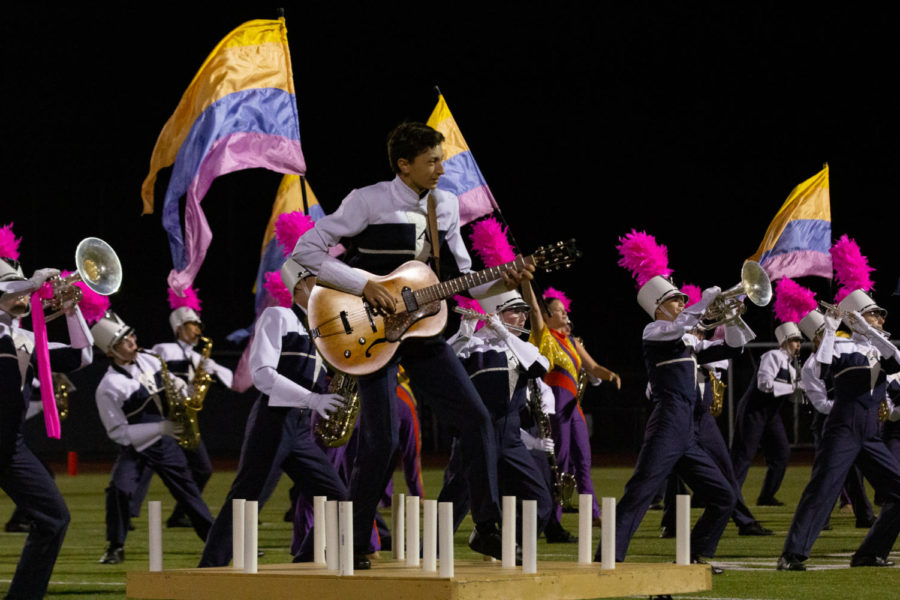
292,173,507,562
603,278,749,566
92,311,213,564
780,290,900,569
1,261,90,599
730,324,799,506
199,260,348,567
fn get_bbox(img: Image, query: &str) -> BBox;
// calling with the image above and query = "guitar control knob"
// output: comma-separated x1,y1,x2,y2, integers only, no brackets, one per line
358,337,366,345
344,350,351,358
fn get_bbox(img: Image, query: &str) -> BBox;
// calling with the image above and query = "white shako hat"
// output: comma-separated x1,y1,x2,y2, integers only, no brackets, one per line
774,322,802,346
838,289,886,322
91,310,134,355
280,257,313,294
798,309,826,341
0,258,26,301
484,290,529,314
637,275,687,319
169,307,202,335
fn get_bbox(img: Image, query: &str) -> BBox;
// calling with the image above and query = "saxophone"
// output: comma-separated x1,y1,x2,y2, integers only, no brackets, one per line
878,399,892,423
187,337,213,412
52,372,74,420
140,349,201,450
528,379,576,507
707,368,726,417
315,371,360,447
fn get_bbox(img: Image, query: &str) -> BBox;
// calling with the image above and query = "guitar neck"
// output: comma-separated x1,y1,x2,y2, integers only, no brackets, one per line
415,255,534,304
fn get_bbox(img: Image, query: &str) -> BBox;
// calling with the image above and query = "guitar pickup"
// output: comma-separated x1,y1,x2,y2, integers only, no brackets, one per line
339,310,352,335
401,287,418,312
364,303,378,333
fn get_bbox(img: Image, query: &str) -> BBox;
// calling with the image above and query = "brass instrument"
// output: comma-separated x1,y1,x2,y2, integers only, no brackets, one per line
140,349,201,450
52,373,74,420
698,260,772,330
707,368,726,417
878,399,891,423
315,371,360,447
452,306,530,335
43,237,122,321
528,379,576,507
819,301,892,339
187,337,214,411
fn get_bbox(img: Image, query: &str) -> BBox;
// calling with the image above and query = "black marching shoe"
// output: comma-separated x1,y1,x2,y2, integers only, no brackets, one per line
776,553,806,571
850,554,895,567
353,552,371,570
756,497,785,507
99,545,125,565
855,516,876,529
690,556,723,575
544,521,578,543
166,514,192,528
659,526,675,539
4,520,32,533
468,527,522,565
738,521,773,536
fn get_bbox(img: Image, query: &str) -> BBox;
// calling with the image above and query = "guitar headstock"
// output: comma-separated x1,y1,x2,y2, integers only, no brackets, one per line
531,239,581,272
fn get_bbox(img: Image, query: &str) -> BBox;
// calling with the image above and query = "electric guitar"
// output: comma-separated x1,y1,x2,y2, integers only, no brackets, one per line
307,240,580,375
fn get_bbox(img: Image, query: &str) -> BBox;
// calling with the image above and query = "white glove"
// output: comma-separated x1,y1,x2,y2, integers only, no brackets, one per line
307,392,344,419
823,308,842,332
486,314,511,339
520,428,555,453
28,268,60,290
701,286,722,302
535,437,555,453
160,420,184,439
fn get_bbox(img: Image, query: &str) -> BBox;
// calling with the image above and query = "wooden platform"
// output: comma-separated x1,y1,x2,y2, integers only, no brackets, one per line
127,559,712,600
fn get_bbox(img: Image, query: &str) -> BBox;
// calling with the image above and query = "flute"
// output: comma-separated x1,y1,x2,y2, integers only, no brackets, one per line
452,307,530,335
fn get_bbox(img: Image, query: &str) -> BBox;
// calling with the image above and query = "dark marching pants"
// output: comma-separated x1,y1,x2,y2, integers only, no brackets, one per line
350,337,499,553
106,437,213,547
0,435,70,600
604,401,736,562
129,440,213,521
784,403,900,560
731,397,790,503
811,410,875,523
199,398,347,567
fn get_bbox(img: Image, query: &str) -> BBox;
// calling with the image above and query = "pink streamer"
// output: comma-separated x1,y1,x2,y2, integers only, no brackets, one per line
30,283,60,439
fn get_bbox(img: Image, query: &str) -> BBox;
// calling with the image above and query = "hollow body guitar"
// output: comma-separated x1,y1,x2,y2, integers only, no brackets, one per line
307,240,579,376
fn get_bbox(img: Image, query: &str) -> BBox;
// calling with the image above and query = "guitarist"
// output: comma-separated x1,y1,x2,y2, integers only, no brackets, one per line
292,122,534,567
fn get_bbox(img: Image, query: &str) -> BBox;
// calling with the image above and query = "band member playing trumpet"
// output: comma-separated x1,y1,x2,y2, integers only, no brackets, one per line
198,259,348,567
92,311,214,564
1,236,93,599
291,122,532,566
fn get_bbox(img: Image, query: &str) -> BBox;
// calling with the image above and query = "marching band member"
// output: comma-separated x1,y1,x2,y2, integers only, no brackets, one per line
779,288,900,569
1,233,93,599
93,310,214,564
606,230,753,571
730,321,801,506
291,122,532,566
198,259,348,567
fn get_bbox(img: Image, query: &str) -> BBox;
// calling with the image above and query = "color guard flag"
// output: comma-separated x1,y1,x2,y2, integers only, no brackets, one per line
426,94,498,224
749,164,832,280
141,18,307,295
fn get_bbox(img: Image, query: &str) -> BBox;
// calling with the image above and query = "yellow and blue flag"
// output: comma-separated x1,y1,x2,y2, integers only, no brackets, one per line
141,18,306,295
749,164,832,280
426,95,498,224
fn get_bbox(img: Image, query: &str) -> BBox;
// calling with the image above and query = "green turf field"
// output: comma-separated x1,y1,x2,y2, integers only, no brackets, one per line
2,464,899,599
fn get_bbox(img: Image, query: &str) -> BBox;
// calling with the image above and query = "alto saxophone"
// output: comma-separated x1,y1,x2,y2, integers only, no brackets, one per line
529,379,576,507
140,349,201,450
52,372,74,421
707,368,726,417
878,399,892,423
315,371,360,447
187,337,214,412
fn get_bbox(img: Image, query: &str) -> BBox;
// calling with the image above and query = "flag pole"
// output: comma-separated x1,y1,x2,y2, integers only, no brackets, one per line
279,7,309,216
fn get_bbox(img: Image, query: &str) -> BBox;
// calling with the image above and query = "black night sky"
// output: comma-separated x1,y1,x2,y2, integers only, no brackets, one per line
3,4,899,455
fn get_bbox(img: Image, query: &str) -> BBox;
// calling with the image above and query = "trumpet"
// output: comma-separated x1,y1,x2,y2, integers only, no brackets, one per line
452,306,531,336
698,260,772,330
819,301,892,339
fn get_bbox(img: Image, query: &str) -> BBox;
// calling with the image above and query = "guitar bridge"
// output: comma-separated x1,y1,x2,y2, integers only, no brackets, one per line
401,287,418,312
339,310,352,335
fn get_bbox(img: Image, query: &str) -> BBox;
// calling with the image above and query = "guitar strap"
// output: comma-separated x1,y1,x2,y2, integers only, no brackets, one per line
427,193,441,281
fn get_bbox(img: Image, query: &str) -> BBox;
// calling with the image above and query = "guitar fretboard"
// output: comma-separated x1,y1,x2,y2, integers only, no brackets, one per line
414,255,534,304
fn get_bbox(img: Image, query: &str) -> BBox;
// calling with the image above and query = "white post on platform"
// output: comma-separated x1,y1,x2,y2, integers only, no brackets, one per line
313,496,327,566
522,500,537,574
676,494,691,565
577,494,592,564
325,500,340,571
405,495,420,567
148,501,162,572
339,501,354,576
502,496,516,568
601,497,615,570
439,502,454,578
423,500,437,572
244,501,258,574
393,493,406,561
233,499,245,570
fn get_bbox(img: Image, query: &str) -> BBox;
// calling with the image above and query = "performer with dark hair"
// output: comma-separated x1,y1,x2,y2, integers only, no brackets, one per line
292,122,532,567
1,243,93,599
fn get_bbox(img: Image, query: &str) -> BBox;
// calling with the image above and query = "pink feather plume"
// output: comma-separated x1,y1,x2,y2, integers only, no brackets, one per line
680,283,702,308
0,222,21,260
263,271,292,307
616,229,673,287
773,278,817,324
543,287,572,312
830,234,874,303
60,270,110,325
168,286,202,312
469,217,517,268
275,212,316,258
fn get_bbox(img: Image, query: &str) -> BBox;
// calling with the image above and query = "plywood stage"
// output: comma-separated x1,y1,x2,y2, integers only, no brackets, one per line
127,559,712,600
